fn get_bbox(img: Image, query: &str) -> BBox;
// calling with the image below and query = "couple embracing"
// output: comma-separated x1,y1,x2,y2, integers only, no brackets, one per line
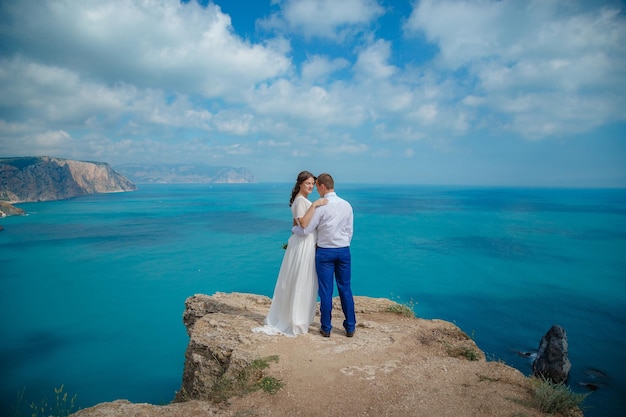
253,171,356,338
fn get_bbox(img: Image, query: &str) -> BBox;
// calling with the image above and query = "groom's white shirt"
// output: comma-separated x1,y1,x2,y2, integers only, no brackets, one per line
292,192,353,248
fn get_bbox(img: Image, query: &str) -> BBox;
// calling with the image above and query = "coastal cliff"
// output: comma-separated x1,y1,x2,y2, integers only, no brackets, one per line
0,156,136,203
71,292,582,417
0,201,25,217
115,163,256,184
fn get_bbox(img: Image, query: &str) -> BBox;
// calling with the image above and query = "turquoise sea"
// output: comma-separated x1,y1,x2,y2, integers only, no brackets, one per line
1,184,625,417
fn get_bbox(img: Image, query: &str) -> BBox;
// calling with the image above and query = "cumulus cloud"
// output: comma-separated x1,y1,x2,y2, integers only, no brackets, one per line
0,0,294,161
249,79,366,127
404,0,626,138
353,40,397,80
301,55,350,84
1,0,291,98
262,0,384,40
0,0,624,184
213,112,255,135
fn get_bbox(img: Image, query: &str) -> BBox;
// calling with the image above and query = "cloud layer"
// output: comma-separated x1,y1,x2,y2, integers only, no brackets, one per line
1,0,624,185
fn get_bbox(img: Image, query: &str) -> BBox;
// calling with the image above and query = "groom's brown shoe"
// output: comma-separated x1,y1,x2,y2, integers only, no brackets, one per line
346,330,355,338
320,329,331,338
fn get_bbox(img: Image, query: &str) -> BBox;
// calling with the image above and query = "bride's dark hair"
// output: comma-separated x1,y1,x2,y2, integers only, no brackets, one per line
290,171,315,207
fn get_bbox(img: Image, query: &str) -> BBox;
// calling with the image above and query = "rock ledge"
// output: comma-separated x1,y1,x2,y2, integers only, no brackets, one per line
71,292,581,417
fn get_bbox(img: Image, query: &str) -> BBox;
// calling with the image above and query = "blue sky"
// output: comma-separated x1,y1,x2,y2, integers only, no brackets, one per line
0,0,625,186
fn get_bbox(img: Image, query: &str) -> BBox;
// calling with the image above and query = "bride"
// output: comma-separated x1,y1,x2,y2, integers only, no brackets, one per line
253,171,327,336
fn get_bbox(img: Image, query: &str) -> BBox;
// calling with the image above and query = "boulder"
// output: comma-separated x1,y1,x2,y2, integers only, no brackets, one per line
532,324,571,383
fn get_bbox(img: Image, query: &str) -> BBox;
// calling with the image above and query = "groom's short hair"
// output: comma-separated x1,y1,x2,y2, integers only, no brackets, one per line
316,173,334,190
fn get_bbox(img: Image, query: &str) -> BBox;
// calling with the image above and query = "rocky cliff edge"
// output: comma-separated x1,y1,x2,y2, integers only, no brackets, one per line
71,292,581,417
0,156,136,203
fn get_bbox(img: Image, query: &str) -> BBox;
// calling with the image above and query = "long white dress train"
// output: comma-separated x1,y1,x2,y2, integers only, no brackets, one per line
253,196,318,337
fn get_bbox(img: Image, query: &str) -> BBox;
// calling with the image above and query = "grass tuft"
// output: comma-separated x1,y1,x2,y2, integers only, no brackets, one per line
258,376,284,394
445,343,480,361
13,385,78,417
529,376,588,416
209,355,283,402
385,297,416,317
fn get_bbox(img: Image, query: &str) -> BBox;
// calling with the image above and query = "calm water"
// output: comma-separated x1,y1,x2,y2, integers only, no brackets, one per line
1,184,625,416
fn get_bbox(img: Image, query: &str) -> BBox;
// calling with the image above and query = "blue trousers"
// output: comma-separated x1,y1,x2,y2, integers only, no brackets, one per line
316,246,356,334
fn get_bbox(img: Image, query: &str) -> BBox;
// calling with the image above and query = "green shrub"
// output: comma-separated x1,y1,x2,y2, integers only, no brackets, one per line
529,377,588,416
444,343,480,361
258,376,284,394
209,355,283,402
386,298,416,317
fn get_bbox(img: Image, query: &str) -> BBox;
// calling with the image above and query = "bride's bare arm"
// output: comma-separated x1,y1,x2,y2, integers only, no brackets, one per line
297,198,327,228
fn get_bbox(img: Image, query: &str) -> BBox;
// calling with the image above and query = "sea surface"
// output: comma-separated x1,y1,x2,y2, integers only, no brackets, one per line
1,184,625,417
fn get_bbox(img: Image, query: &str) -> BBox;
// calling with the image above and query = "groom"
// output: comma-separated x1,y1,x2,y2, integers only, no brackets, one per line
292,173,356,338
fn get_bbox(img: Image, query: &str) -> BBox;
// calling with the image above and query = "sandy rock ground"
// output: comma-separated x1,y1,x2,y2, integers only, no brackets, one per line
72,294,580,417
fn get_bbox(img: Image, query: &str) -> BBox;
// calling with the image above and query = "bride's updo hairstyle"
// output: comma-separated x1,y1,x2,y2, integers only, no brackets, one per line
289,171,315,207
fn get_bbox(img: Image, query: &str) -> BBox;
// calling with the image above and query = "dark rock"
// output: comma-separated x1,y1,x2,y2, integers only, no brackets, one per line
532,324,571,383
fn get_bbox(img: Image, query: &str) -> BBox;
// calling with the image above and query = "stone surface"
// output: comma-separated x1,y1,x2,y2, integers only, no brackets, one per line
71,292,582,417
532,324,572,384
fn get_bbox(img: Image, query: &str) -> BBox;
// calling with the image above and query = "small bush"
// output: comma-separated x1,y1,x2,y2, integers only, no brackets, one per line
386,298,416,317
529,377,588,416
209,355,283,402
445,343,480,361
258,376,284,394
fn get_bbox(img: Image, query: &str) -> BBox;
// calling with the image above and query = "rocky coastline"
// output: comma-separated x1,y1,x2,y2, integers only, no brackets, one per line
70,292,582,417
114,163,256,184
0,201,25,217
0,156,136,204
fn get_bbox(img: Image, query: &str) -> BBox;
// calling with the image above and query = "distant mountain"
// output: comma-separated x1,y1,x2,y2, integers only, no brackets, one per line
0,156,136,203
115,163,257,184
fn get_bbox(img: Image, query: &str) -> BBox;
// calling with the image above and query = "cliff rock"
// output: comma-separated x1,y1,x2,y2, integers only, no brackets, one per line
71,292,581,417
532,324,571,384
0,156,136,203
0,201,25,217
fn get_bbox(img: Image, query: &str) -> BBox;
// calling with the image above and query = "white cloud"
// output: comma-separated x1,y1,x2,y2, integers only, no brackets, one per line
0,0,624,185
404,0,626,139
249,79,367,127
0,126,80,159
301,55,350,84
213,112,255,135
462,95,487,107
373,123,427,143
262,0,384,40
412,104,438,125
2,0,291,98
335,140,369,154
0,57,137,125
353,40,397,80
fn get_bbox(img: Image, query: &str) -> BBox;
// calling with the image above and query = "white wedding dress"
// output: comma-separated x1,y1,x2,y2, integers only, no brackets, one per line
253,196,318,337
